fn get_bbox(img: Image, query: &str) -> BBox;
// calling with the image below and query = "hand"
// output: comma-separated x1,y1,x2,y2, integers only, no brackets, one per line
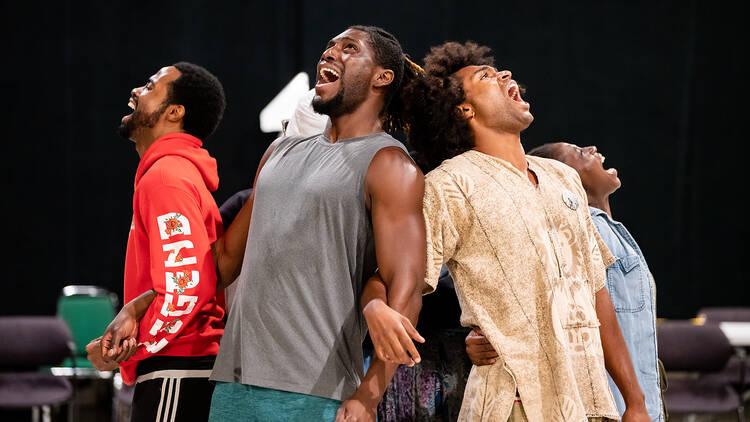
100,304,140,363
362,299,424,366
335,394,376,422
86,337,119,371
621,404,650,422
465,328,498,366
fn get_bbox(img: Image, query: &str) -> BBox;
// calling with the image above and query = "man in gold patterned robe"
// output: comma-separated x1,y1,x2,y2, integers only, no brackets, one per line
391,42,651,421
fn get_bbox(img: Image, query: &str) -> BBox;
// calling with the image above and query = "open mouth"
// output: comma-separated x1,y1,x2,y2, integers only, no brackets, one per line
598,153,618,175
318,67,340,84
128,96,137,110
507,82,526,104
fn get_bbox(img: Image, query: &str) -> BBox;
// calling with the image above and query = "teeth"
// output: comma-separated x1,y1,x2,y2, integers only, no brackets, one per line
128,99,136,110
319,67,340,83
508,85,520,100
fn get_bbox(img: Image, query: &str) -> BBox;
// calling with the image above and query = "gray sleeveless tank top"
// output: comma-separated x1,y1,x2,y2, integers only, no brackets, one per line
210,132,409,401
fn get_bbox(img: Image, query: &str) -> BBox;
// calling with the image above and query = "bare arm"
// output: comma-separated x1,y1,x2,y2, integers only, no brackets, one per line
365,147,425,331
337,147,426,421
364,147,425,356
596,288,649,422
213,139,280,288
361,271,424,365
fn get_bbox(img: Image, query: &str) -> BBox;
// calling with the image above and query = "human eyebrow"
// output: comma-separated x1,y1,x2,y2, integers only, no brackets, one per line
339,37,360,47
473,66,492,77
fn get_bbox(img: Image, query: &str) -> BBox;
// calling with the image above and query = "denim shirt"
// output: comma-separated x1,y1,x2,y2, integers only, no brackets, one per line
589,206,663,421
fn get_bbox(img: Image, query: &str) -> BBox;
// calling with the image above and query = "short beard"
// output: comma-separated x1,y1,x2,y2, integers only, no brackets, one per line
117,102,168,140
311,75,369,118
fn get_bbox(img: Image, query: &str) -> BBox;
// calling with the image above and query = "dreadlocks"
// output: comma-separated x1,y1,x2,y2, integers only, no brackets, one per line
402,42,495,172
348,25,422,134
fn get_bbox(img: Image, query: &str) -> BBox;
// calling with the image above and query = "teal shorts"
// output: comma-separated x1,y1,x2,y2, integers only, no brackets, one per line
209,381,342,421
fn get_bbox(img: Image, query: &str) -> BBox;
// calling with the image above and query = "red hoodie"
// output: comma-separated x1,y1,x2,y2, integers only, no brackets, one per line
120,133,225,385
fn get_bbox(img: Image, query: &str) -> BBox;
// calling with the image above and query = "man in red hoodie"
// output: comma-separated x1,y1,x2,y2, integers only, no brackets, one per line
86,62,227,421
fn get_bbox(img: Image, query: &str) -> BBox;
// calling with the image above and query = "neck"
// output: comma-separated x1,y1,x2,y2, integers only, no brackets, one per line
134,126,185,158
587,192,612,218
471,125,527,172
325,98,384,142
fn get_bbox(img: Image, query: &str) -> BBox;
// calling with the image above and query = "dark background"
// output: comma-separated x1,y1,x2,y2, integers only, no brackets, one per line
2,1,747,319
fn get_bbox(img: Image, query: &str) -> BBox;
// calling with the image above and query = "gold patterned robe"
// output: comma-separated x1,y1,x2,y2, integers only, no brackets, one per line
423,150,619,421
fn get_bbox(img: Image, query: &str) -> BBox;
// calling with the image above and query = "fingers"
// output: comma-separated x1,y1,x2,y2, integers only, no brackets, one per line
335,404,346,422
403,319,425,343
125,338,139,360
372,335,395,364
375,328,423,366
466,342,499,366
85,338,101,355
372,332,405,365
470,355,498,366
109,326,125,358
114,338,138,363
472,350,499,360
465,330,490,342
467,342,496,353
466,327,499,367
396,322,421,365
465,333,491,344
387,330,412,365
100,330,115,359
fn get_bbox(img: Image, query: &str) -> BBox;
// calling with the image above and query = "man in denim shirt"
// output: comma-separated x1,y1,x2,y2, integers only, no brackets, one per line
525,142,665,421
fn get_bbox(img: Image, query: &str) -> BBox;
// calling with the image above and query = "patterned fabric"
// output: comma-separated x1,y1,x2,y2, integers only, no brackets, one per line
422,150,619,421
377,328,473,421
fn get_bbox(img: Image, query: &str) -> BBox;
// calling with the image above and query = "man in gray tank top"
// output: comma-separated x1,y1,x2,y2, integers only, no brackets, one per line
210,26,428,421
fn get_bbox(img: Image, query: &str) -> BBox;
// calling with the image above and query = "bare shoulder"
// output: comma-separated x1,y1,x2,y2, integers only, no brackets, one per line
365,146,424,211
367,146,423,187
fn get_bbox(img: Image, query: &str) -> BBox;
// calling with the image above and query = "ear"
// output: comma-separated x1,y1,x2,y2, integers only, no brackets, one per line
165,104,185,123
457,103,475,120
373,69,395,88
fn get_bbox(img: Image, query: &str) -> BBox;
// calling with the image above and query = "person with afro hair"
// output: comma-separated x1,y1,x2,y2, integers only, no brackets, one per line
393,42,651,421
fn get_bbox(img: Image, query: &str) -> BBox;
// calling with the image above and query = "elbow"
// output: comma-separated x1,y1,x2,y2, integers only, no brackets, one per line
407,283,423,315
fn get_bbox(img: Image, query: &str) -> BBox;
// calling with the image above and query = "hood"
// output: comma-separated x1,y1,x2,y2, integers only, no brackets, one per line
135,133,219,192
